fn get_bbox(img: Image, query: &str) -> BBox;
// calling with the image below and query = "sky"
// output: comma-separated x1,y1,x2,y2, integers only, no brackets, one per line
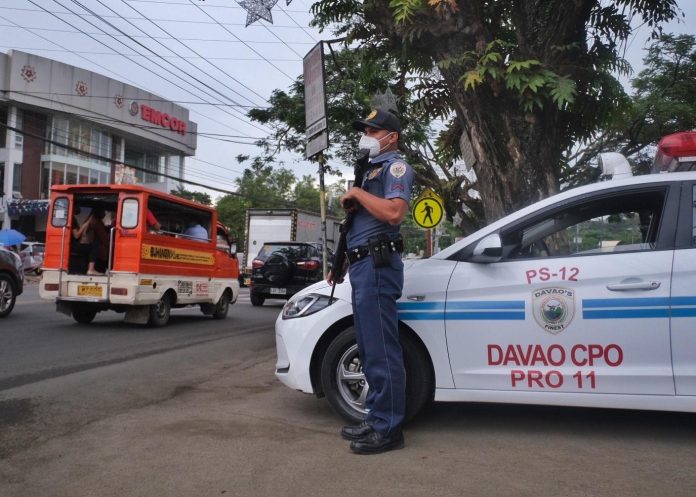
0,0,695,201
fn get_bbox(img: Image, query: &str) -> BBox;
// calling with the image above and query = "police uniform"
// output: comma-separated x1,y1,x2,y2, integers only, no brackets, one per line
346,130,415,443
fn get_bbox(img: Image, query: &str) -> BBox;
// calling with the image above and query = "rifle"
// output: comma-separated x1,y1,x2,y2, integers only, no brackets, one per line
329,149,370,303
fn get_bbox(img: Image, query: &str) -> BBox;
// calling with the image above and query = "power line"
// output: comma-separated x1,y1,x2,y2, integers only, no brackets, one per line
26,0,270,136
0,45,300,61
64,0,269,124
1,121,240,195
16,112,255,183
0,22,316,44
123,0,313,14
0,15,270,140
275,4,319,44
1,89,270,109
187,0,297,81
0,6,311,28
1,122,316,209
113,0,270,107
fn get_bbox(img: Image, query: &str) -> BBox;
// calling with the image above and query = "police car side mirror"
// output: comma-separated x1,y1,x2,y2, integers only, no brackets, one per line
470,234,503,263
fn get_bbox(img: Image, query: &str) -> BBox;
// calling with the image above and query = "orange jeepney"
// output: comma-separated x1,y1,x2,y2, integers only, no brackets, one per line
40,184,240,326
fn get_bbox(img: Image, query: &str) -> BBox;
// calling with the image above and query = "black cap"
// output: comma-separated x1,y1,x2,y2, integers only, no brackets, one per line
352,109,401,133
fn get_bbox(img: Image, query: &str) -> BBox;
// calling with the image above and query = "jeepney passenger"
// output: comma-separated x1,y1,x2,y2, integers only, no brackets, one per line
184,218,208,242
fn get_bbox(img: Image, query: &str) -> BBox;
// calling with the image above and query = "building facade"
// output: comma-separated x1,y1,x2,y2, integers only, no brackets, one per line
0,50,197,240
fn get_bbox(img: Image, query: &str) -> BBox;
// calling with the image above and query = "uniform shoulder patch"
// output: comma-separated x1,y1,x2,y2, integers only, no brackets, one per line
366,166,383,180
389,162,407,178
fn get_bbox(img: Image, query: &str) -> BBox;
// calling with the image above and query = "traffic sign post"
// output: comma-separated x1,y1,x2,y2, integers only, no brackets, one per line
304,42,330,275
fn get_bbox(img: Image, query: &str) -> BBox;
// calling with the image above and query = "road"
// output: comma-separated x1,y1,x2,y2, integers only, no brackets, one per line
2,283,696,497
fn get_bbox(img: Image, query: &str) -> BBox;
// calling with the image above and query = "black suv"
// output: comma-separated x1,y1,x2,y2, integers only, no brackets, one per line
250,242,332,306
0,247,24,318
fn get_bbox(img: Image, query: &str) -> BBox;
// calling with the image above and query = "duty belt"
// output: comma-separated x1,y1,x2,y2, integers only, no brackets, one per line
346,238,404,264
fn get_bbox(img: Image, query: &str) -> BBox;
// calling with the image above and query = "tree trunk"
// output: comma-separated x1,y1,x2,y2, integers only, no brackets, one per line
364,0,594,223
448,76,562,222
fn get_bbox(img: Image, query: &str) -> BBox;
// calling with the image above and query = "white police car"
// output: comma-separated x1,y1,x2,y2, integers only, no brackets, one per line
275,133,696,423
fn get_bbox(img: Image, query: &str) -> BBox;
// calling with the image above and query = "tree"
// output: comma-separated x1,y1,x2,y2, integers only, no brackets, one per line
305,0,679,222
216,194,249,245
249,46,485,233
215,157,323,249
170,184,212,206
565,33,696,184
294,175,322,211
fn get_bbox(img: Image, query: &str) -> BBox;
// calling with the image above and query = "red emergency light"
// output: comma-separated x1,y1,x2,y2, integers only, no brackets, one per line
653,131,696,172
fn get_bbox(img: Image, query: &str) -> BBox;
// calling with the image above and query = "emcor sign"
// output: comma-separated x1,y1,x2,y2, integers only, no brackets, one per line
140,104,187,136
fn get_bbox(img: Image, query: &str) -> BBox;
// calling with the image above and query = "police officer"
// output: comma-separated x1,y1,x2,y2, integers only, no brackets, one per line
328,109,414,454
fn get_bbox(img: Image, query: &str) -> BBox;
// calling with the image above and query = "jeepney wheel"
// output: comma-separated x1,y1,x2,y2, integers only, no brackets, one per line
72,306,97,324
0,274,17,318
250,292,265,307
212,291,230,319
148,294,171,327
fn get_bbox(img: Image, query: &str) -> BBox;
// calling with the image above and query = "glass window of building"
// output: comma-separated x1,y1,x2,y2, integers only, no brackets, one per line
13,163,22,192
0,107,7,148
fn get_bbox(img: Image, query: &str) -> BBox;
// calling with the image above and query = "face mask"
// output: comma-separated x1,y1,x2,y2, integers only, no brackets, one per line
358,133,393,158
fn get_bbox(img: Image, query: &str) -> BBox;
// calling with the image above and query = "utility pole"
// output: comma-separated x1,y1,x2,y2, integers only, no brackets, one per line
318,152,328,278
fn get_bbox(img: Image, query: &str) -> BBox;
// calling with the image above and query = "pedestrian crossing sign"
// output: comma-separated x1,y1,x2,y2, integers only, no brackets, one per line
412,189,444,229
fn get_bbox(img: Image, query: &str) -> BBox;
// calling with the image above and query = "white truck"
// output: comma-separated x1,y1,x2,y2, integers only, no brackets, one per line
242,209,341,285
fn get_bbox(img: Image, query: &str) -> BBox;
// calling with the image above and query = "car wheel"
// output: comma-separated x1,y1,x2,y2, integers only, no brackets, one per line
72,306,97,324
212,291,230,319
262,253,292,285
148,294,171,327
0,274,17,318
320,326,434,424
250,292,265,307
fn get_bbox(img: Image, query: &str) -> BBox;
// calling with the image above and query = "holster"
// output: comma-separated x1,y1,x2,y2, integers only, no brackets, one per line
367,235,403,268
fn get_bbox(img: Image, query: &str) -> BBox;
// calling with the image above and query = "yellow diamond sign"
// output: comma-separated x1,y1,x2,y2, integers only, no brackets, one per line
413,188,444,229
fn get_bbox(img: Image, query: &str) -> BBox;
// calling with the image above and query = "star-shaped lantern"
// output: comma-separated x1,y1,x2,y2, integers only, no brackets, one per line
237,0,279,27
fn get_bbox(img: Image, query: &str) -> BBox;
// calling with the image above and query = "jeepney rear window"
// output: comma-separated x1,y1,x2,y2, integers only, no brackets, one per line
121,198,139,229
52,197,69,227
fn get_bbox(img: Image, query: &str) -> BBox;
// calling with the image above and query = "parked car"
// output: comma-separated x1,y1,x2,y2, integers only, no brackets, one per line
0,246,24,318
250,241,332,306
275,152,696,423
19,242,45,275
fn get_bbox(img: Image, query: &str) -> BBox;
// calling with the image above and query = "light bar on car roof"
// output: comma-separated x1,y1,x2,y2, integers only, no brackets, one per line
653,131,696,173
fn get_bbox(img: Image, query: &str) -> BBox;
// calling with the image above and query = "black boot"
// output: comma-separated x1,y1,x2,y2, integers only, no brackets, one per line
350,429,404,455
340,420,374,441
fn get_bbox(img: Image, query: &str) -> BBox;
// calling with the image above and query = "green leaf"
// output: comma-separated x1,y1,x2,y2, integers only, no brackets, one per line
390,0,424,22
506,59,541,73
549,75,578,107
461,69,484,90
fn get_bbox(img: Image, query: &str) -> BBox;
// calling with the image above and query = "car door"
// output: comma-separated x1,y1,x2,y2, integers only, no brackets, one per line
445,185,678,395
670,181,696,395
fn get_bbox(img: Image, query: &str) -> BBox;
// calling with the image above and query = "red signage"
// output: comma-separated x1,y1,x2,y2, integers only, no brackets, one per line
140,104,187,136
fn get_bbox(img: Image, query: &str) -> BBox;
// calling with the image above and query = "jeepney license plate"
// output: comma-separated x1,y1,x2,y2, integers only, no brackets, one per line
77,285,103,297
270,288,286,295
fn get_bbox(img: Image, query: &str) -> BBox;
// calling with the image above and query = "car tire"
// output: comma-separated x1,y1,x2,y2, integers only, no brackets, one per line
0,274,17,318
72,306,97,324
250,292,265,307
148,294,171,327
319,326,434,424
212,291,230,319
262,253,292,285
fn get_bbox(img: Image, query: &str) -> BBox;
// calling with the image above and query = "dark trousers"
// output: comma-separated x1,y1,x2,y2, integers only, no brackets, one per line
349,251,406,435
